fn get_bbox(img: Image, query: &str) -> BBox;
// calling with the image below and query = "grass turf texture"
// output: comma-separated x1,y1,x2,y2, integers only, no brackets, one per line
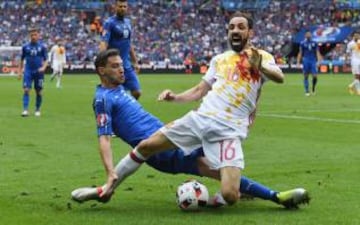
0,73,359,225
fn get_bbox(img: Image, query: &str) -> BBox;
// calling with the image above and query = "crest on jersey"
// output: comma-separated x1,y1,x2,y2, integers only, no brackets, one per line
97,114,108,127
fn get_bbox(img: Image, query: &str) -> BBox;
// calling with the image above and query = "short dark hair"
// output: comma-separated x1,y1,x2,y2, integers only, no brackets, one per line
229,12,253,29
28,27,39,33
94,49,120,73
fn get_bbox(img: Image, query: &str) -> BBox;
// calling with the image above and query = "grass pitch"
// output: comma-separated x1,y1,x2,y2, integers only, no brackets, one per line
0,73,359,225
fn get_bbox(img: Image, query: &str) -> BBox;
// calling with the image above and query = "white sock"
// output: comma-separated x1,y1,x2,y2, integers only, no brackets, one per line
56,77,61,88
103,149,146,190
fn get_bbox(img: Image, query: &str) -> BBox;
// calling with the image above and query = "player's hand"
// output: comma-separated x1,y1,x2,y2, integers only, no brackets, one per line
38,67,46,73
248,47,262,71
133,63,140,74
100,172,118,198
17,73,22,80
158,89,176,101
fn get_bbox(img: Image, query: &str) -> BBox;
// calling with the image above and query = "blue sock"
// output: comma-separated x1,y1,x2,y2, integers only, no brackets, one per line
23,92,29,110
304,77,309,93
35,94,42,111
240,176,278,202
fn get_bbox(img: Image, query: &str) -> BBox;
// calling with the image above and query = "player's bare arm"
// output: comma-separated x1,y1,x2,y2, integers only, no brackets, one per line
38,60,48,73
130,45,140,74
296,48,302,66
98,135,118,196
316,49,323,64
249,48,284,83
17,60,24,80
158,80,211,103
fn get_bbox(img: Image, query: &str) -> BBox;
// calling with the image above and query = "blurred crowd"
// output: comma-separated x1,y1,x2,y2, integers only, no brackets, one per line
0,0,359,66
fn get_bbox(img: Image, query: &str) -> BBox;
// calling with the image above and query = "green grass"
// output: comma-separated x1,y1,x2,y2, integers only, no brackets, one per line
0,73,359,225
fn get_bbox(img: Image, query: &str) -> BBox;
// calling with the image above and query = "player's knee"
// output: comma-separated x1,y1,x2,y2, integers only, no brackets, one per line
221,187,239,205
137,139,154,158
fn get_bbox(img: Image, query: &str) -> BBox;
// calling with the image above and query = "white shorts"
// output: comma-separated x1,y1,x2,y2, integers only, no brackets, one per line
52,62,64,73
160,111,245,170
351,60,360,75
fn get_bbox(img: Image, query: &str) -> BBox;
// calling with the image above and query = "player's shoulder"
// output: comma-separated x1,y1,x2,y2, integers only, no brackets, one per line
124,17,131,24
105,16,116,24
347,40,355,46
213,50,236,60
22,42,30,48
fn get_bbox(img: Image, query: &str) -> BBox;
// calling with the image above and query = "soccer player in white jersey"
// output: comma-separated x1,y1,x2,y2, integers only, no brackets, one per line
98,12,285,206
346,31,360,95
49,39,66,88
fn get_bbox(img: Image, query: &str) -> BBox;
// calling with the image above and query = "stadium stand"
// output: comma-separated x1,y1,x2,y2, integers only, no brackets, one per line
0,0,359,67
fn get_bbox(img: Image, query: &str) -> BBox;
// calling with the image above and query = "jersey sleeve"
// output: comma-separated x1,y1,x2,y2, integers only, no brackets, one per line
346,42,353,54
93,95,113,136
48,46,54,63
101,20,112,43
202,56,218,85
260,50,281,82
21,46,26,61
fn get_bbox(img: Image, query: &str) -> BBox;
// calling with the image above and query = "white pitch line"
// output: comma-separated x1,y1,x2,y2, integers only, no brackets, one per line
259,113,360,124
262,108,360,113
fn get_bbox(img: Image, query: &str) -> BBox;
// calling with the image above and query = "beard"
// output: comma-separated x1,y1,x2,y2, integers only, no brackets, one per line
116,12,125,18
229,36,248,53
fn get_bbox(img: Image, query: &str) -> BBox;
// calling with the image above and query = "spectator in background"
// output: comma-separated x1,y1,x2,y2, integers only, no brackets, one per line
99,0,141,99
18,27,48,117
297,31,323,96
49,38,66,88
346,31,360,95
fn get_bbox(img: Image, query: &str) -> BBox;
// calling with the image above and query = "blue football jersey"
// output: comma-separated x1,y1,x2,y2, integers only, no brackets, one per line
102,16,132,69
21,41,47,71
93,85,163,147
299,39,318,61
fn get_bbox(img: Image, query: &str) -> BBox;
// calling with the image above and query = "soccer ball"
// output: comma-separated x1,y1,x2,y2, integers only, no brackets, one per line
176,179,209,211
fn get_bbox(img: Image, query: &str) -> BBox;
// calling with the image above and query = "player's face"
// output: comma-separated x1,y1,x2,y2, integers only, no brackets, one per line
103,55,125,87
228,17,250,53
116,1,128,17
305,32,312,40
29,31,39,43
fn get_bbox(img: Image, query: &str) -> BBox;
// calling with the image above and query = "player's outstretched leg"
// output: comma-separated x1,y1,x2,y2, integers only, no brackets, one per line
275,188,310,209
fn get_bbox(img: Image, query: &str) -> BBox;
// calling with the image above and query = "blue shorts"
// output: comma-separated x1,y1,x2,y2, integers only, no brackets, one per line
23,70,44,90
302,60,317,75
123,67,140,92
146,148,204,176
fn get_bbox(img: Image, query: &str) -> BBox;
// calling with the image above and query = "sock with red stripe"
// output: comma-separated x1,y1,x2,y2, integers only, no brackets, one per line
109,148,146,189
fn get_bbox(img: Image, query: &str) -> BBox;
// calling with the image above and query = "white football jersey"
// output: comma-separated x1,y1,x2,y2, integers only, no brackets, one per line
197,49,278,138
49,44,66,64
346,40,360,62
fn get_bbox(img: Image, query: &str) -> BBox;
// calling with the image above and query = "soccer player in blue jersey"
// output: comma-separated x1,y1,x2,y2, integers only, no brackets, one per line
18,27,48,117
297,31,322,96
71,49,309,209
99,0,141,99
